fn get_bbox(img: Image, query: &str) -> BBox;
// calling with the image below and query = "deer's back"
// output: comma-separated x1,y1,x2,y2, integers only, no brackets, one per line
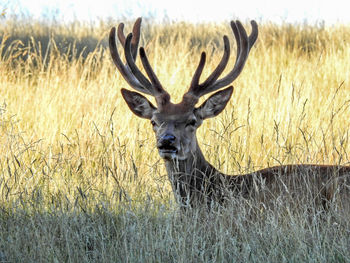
226,164,350,209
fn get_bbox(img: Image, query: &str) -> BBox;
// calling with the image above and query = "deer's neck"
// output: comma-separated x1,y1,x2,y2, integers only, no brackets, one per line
163,141,253,207
164,143,218,179
163,142,229,206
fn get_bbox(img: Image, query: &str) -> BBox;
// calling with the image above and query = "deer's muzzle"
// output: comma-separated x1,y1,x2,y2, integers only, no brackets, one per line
157,134,178,158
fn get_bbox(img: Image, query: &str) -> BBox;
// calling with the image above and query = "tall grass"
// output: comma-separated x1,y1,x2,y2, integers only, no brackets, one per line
0,17,349,262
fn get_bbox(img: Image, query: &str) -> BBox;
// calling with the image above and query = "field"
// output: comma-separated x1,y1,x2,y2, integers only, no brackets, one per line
0,16,350,262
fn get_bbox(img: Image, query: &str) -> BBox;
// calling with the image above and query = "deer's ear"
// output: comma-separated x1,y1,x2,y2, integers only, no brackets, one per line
121,89,156,119
195,86,233,119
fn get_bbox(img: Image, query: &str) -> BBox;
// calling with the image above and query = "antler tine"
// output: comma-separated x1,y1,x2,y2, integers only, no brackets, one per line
205,20,258,93
139,47,168,96
190,52,206,90
124,33,154,92
117,23,126,46
110,18,169,106
187,36,230,100
248,20,258,48
184,20,258,101
124,34,170,103
230,21,242,69
208,21,250,90
109,26,150,94
131,18,142,60
196,35,231,90
139,47,171,106
117,17,141,60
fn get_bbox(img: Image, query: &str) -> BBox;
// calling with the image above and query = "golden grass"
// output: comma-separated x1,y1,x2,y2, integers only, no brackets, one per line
0,18,350,262
2,20,350,163
1,18,350,202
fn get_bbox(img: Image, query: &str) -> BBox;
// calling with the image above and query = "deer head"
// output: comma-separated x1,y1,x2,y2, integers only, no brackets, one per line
109,18,258,161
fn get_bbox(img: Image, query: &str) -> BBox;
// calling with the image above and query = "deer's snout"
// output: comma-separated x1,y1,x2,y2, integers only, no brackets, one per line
158,134,176,147
157,133,178,157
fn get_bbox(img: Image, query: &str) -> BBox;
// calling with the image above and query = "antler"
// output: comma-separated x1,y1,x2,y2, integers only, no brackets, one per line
183,20,258,106
109,18,170,108
109,18,258,110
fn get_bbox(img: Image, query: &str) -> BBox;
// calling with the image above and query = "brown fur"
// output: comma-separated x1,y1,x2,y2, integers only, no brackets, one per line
164,147,350,209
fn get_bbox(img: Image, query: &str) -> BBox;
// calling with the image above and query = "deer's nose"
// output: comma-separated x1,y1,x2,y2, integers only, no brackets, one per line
159,134,176,145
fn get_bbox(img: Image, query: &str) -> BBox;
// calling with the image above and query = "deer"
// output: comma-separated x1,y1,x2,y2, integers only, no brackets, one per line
109,18,350,210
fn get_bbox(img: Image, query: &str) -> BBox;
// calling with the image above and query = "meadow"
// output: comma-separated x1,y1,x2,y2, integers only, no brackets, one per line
0,16,349,262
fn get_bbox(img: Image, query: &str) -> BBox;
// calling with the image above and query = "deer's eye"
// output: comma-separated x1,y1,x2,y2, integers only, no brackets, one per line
186,119,197,127
151,120,157,127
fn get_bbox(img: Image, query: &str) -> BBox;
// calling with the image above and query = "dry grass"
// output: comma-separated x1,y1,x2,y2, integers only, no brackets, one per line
0,17,350,262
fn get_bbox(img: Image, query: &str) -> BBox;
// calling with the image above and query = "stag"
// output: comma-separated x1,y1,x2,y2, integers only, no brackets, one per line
109,18,350,209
